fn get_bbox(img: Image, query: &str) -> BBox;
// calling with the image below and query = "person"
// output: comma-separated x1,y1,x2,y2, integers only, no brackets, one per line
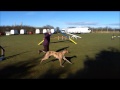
0,45,5,61
38,30,52,54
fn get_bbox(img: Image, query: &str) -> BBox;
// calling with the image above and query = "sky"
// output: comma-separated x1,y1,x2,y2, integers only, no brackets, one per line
0,11,120,29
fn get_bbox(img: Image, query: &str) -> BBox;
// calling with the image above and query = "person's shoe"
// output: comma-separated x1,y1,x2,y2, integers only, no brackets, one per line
42,50,47,53
38,50,42,54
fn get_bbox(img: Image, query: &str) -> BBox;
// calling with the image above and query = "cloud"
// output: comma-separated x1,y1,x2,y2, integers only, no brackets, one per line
108,23,120,26
66,21,99,25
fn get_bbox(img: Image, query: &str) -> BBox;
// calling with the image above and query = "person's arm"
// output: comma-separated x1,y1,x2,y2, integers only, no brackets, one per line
44,33,51,38
48,32,52,35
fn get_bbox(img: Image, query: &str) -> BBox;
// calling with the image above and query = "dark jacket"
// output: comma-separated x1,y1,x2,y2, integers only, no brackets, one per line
43,33,51,46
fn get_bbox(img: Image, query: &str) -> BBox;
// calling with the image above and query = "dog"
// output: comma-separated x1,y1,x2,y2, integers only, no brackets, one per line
40,49,72,67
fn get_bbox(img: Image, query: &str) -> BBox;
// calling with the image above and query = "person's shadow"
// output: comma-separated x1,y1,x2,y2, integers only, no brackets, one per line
56,46,69,52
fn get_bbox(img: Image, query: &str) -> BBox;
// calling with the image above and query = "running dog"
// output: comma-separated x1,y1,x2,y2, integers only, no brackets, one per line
40,49,72,67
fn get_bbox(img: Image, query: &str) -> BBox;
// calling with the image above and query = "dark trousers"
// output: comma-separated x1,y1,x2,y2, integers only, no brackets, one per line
43,45,49,52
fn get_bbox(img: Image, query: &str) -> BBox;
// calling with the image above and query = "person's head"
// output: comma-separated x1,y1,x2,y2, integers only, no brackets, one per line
47,30,51,34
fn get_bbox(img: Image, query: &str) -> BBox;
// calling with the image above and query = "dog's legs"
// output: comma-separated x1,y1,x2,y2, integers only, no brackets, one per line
40,54,50,64
40,58,46,64
63,56,72,64
59,59,64,67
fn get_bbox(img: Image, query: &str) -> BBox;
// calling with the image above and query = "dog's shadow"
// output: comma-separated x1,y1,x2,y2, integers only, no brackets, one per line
44,55,77,65
62,55,77,65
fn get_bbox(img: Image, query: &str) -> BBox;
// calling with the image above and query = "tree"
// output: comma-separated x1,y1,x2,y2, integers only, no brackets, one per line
55,27,60,33
42,25,54,29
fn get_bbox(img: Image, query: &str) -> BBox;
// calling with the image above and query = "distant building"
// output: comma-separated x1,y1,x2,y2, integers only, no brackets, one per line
20,29,27,34
5,31,11,36
10,29,19,35
35,29,40,34
43,29,55,34
62,27,91,34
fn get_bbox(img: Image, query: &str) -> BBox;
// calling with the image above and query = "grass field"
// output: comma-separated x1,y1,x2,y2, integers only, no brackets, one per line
0,33,120,79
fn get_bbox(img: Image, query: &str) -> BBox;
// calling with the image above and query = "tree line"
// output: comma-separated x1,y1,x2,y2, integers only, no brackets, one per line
0,25,60,34
0,25,119,34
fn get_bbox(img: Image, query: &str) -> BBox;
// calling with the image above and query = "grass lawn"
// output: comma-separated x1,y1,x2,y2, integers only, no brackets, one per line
0,33,120,79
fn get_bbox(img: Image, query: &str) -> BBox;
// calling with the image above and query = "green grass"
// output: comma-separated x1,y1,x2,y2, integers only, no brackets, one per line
0,33,120,79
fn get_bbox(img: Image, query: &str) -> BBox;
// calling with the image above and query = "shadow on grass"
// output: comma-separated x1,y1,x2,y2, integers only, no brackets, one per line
67,47,120,79
39,65,71,79
5,51,31,60
0,56,41,79
1,47,120,79
62,55,77,65
39,40,69,46
37,47,120,79
43,55,77,65
50,40,70,44
56,46,69,52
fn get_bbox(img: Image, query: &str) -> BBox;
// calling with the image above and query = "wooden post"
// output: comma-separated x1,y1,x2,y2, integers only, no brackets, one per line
62,36,63,40
58,36,59,40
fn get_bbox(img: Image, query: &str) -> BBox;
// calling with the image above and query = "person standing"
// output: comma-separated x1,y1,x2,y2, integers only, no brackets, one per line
38,30,52,54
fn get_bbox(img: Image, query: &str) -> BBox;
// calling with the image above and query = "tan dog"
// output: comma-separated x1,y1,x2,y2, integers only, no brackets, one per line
40,49,72,67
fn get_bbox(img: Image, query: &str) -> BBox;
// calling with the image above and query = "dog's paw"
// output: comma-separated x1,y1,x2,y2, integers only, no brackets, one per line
40,61,42,64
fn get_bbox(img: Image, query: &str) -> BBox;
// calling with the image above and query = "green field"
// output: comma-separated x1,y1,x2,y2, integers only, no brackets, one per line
0,33,120,79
